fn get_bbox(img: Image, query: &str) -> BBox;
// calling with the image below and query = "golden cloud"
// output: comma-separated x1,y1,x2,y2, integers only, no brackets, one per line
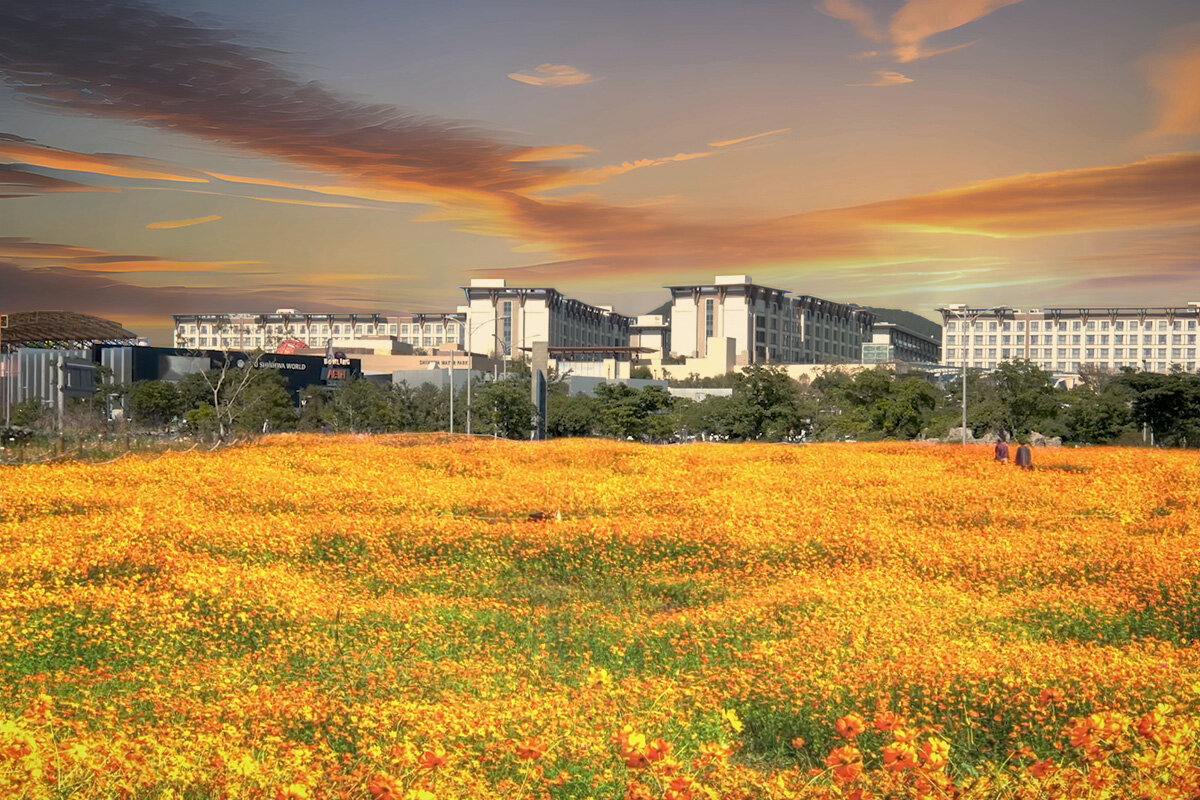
847,71,916,87
145,214,222,229
707,128,791,148
0,138,208,183
1143,24,1200,137
507,63,598,87
889,0,1024,62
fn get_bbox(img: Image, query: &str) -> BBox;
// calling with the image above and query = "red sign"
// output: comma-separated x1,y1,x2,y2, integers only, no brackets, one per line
276,338,309,355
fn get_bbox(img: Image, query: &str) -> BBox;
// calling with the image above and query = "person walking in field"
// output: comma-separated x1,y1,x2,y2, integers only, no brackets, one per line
1015,440,1033,470
994,438,1009,464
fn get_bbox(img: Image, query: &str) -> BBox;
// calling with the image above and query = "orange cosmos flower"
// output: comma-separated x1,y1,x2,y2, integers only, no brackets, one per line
275,784,310,800
834,714,865,740
824,744,862,784
368,775,401,800
417,745,447,769
515,737,547,761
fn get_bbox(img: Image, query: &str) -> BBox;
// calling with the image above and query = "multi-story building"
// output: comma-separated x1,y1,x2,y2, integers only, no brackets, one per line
461,279,632,358
862,322,942,364
939,303,1200,374
173,310,397,351
630,314,670,360
666,275,874,365
396,310,465,351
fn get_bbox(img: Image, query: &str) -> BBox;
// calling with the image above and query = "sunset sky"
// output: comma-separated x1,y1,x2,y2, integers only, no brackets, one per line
2,0,1199,344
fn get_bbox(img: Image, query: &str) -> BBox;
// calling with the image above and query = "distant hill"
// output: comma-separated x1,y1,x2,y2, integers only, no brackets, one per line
641,300,672,319
862,307,942,340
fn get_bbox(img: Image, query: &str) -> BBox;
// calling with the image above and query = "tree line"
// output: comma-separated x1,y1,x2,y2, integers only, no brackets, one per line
7,358,1200,446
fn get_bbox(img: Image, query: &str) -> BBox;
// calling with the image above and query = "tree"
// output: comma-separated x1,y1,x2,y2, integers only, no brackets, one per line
1064,385,1134,444
128,380,182,429
323,377,391,432
548,392,599,438
725,363,806,441
1119,369,1200,447
984,359,1063,437
472,376,534,439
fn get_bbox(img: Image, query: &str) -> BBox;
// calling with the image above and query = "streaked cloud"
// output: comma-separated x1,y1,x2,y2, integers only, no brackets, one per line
0,164,118,197
0,135,208,183
509,144,599,162
1143,23,1200,137
847,71,916,87
507,63,598,87
145,214,222,230
835,152,1200,237
707,128,791,148
0,236,260,274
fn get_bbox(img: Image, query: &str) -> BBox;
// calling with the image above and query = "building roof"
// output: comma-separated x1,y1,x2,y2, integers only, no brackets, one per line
0,310,138,349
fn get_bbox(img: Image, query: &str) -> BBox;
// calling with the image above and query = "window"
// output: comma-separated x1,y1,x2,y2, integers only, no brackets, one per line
704,299,714,338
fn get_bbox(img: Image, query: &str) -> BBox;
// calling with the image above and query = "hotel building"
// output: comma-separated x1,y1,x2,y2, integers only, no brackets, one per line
461,279,632,358
172,310,397,351
939,304,1200,374
666,275,875,365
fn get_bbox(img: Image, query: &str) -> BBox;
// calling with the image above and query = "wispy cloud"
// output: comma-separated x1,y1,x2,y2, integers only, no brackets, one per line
145,214,222,230
0,135,208,183
707,128,791,148
0,164,118,197
820,0,1026,63
817,0,883,42
847,71,915,87
507,63,598,87
0,236,259,274
1143,23,1200,137
889,0,1024,62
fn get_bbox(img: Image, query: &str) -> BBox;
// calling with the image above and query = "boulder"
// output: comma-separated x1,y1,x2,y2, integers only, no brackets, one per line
946,426,976,443
1028,432,1063,447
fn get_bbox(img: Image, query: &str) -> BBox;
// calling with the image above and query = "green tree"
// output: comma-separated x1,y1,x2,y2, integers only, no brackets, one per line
128,380,183,429
1119,369,1200,447
548,391,599,438
1064,385,1134,444
472,376,534,439
324,377,391,432
984,359,1063,437
726,364,806,440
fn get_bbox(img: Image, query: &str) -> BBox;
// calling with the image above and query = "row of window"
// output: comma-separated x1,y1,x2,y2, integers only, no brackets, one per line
946,319,1199,332
948,347,1194,361
948,333,1199,346
181,323,397,336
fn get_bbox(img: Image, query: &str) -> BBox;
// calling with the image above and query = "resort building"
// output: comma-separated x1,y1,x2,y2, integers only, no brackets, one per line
666,275,874,365
172,310,398,352
862,322,942,364
460,279,633,359
939,304,1200,374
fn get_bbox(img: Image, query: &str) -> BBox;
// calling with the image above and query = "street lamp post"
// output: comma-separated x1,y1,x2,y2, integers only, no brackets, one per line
463,316,511,436
946,304,1007,444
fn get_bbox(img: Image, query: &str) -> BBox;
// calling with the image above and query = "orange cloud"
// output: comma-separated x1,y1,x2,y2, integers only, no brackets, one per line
0,164,119,197
831,152,1200,237
822,0,1025,63
0,137,208,183
707,128,791,147
1144,24,1200,137
847,71,915,87
818,0,883,42
889,0,1024,62
508,144,599,162
507,64,598,87
0,236,261,274
145,214,222,229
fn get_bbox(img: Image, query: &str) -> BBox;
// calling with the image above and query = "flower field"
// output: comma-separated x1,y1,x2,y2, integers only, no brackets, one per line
1,435,1199,799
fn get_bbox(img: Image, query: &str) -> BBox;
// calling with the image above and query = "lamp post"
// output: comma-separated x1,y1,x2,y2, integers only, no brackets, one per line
946,304,1007,444
463,316,511,436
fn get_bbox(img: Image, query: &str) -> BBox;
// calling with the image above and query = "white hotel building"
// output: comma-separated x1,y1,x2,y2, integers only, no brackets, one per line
939,304,1200,374
173,310,397,351
667,275,874,365
461,278,632,357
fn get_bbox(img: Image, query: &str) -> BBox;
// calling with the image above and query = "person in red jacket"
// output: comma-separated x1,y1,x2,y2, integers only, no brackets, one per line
994,438,1010,463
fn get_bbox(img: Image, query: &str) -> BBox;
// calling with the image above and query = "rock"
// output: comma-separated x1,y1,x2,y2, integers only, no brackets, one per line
946,427,976,443
979,432,1000,444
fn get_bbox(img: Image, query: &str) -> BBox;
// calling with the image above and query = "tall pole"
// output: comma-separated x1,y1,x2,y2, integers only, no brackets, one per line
961,356,968,445
448,352,454,434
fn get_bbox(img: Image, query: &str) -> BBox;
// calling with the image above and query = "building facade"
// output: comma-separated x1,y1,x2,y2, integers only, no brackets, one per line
863,322,942,364
939,304,1200,373
173,310,398,352
666,275,874,365
396,311,466,351
461,279,632,358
